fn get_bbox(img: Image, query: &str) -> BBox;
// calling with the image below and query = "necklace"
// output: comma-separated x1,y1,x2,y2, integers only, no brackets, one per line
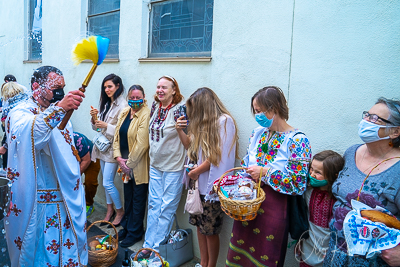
157,102,173,122
360,146,393,173
150,102,173,142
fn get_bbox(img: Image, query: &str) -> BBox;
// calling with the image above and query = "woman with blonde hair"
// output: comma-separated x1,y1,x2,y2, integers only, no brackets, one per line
0,82,29,167
177,87,238,267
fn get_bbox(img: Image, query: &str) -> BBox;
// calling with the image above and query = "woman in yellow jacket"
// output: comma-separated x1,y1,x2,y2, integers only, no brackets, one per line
113,85,150,248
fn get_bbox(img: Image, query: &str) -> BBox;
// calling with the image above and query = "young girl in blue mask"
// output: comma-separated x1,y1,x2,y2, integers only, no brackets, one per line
296,150,344,267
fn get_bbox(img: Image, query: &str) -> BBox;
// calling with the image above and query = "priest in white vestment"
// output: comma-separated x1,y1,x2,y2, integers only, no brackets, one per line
4,66,88,266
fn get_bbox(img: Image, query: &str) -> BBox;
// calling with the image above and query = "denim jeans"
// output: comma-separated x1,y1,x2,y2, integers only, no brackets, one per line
100,160,122,209
143,166,183,251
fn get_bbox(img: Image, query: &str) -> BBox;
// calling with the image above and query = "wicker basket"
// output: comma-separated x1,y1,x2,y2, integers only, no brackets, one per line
132,248,165,267
214,167,266,221
86,220,119,267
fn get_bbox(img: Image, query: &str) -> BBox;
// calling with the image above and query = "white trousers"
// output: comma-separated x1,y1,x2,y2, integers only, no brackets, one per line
143,166,183,251
100,160,122,209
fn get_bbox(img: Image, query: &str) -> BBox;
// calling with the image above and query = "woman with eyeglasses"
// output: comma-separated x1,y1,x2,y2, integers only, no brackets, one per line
113,85,150,248
138,75,187,258
323,97,400,267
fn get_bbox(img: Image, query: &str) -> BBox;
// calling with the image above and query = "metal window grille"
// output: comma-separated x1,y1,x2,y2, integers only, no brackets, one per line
87,0,120,59
28,0,42,60
149,0,213,58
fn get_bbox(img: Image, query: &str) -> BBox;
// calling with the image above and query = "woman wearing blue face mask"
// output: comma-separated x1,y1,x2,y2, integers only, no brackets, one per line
113,85,150,247
324,97,400,267
226,86,312,267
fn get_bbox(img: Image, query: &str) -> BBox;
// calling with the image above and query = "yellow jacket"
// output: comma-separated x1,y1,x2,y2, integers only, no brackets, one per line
113,105,150,185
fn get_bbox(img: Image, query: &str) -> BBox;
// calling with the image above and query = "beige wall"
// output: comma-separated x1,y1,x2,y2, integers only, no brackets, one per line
1,0,399,266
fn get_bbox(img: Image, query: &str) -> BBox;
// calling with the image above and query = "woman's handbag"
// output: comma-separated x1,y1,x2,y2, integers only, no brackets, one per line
184,179,203,215
159,214,194,267
92,131,111,152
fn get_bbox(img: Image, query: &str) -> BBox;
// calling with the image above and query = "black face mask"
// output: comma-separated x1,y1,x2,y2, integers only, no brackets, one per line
49,88,65,103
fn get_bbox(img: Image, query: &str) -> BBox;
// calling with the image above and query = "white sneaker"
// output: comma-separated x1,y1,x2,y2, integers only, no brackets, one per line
195,264,202,267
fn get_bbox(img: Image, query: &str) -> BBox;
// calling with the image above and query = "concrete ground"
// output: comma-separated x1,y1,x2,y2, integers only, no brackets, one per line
87,202,200,267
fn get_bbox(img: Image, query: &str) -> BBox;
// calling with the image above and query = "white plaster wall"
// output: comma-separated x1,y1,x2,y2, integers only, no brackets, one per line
0,0,399,266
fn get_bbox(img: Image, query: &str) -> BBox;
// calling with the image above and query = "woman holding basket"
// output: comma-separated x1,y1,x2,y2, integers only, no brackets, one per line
323,98,400,267
177,87,238,267
226,86,312,267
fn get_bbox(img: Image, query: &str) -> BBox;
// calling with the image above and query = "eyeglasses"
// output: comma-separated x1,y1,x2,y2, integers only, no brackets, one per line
362,111,393,125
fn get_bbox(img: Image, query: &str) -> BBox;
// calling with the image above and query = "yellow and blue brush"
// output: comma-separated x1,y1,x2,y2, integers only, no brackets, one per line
59,36,109,130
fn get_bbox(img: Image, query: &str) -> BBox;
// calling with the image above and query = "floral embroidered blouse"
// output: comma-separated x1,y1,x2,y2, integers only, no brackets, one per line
241,126,312,195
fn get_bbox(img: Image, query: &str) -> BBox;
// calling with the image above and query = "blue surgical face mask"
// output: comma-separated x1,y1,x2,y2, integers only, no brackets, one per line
358,119,392,144
309,174,328,187
255,113,274,128
128,99,144,109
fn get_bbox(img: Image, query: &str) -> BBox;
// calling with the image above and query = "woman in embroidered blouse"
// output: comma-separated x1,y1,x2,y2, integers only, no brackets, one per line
139,75,186,257
323,98,400,267
90,74,127,226
177,87,238,267
226,86,312,267
112,85,150,248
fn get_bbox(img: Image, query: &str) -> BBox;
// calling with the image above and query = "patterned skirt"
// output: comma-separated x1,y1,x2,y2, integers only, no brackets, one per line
226,185,289,267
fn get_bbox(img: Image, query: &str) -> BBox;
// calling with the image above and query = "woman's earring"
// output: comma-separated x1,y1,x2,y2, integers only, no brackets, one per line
389,140,393,147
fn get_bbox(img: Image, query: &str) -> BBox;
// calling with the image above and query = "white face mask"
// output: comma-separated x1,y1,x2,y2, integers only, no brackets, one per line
358,119,393,143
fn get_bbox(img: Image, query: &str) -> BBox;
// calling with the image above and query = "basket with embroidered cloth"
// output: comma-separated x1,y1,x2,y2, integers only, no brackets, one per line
343,157,400,258
213,167,266,221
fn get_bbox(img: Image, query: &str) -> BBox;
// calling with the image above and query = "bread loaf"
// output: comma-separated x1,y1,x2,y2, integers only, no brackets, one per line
361,210,400,230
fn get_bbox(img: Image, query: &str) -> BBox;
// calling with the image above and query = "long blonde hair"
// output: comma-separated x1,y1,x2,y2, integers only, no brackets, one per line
186,87,239,166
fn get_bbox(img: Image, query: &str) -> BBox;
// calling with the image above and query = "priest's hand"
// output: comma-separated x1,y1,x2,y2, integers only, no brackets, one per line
57,90,85,111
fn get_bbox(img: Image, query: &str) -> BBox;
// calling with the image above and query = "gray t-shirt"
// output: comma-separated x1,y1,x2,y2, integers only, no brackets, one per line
330,144,400,251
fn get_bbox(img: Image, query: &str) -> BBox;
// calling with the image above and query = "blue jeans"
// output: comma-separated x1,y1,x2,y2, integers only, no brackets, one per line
100,160,122,209
143,166,183,251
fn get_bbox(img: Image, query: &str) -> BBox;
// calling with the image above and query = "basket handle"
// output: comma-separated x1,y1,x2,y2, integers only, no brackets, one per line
133,248,164,267
86,220,119,244
357,156,400,201
258,167,263,198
